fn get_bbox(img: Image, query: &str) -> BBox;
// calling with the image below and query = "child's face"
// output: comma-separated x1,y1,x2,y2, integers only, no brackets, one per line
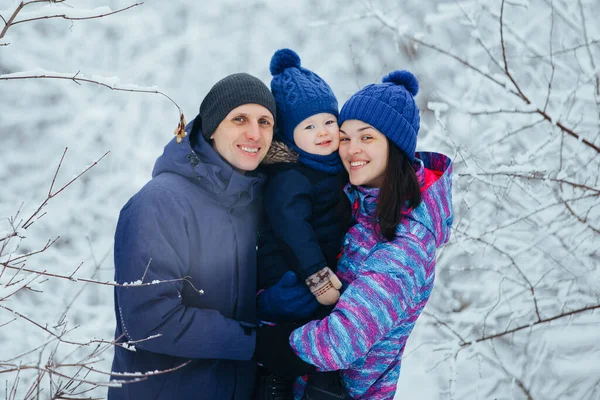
292,113,339,156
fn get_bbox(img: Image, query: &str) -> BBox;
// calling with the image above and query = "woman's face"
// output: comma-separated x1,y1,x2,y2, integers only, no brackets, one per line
339,119,389,188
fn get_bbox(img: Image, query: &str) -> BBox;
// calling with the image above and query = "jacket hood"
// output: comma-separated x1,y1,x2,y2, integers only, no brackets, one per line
410,152,453,247
152,119,267,209
346,152,453,248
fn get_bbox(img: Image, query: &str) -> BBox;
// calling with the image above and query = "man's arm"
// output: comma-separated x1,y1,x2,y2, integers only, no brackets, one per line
114,187,255,360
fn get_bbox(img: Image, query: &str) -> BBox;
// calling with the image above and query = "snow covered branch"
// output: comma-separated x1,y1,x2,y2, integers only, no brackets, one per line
349,0,600,397
0,70,182,115
0,149,200,397
0,1,143,41
365,0,600,154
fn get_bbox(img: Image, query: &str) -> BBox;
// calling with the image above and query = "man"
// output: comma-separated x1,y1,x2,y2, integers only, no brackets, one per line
109,73,277,399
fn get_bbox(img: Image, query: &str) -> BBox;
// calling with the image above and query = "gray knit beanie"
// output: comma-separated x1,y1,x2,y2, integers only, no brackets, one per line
199,73,277,140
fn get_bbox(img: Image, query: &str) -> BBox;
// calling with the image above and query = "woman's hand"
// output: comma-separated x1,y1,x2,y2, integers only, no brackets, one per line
257,271,320,322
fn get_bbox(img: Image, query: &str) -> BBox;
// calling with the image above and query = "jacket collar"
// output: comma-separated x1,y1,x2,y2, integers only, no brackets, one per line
152,119,266,209
343,153,453,249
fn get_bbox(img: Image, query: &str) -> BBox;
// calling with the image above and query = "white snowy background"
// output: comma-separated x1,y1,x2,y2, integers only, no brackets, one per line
1,0,599,399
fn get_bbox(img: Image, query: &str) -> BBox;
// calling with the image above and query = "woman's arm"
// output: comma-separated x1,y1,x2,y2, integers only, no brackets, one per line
289,241,430,370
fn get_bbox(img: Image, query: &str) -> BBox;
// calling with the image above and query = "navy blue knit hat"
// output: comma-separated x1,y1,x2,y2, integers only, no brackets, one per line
338,70,420,162
270,49,339,143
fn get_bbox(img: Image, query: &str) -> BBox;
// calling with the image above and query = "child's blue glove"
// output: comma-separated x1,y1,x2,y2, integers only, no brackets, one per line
257,271,320,322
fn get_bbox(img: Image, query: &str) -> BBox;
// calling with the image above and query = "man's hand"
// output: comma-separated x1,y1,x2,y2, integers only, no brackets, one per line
257,271,320,322
254,323,317,378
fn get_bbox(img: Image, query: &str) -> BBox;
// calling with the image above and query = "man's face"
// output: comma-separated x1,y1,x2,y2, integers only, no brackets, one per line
210,104,274,172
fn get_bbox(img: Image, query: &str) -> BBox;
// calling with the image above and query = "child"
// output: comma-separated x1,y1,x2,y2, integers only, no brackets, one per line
255,49,350,399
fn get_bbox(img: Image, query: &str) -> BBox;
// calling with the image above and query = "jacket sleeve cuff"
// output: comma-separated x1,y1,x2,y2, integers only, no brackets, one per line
296,260,328,281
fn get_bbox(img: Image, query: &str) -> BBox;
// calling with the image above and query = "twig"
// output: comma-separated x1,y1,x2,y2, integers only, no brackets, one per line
0,262,203,293
140,258,152,284
56,360,192,378
0,303,165,349
0,2,25,39
0,318,17,329
563,202,600,234
422,311,467,343
13,3,143,26
368,2,600,154
0,74,181,114
68,263,84,280
1,359,191,387
457,230,542,322
461,303,600,346
7,237,60,266
506,40,600,59
465,108,539,116
0,2,142,40
500,0,529,101
479,347,536,400
456,171,600,193
22,150,110,230
542,3,556,113
1,272,44,301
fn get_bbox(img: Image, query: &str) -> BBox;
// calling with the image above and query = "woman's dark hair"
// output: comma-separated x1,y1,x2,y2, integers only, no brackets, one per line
376,140,422,241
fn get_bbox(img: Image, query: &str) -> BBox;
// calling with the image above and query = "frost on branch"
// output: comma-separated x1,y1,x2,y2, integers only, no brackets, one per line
0,2,193,398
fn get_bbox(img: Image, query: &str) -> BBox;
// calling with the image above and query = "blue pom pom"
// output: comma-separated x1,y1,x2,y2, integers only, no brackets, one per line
382,70,419,96
270,48,301,76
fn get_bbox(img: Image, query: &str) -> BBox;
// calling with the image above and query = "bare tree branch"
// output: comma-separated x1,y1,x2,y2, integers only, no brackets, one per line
367,2,600,154
0,1,25,39
13,3,143,26
0,262,203,292
563,202,600,234
500,0,529,102
461,303,600,346
456,171,600,194
0,73,181,114
0,2,143,40
21,149,110,230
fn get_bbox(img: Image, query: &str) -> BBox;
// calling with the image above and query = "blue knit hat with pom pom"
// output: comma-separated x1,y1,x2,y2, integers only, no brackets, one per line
270,48,338,144
338,70,420,162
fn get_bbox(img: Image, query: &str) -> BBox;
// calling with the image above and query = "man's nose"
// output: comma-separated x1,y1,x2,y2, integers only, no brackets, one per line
245,121,261,140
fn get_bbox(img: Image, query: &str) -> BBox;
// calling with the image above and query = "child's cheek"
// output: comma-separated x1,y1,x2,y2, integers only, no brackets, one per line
332,129,341,150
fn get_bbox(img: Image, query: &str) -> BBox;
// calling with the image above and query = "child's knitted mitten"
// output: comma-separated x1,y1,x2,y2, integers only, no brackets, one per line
305,267,343,306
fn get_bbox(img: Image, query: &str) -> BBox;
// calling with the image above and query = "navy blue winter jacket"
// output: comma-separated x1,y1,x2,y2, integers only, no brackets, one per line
109,122,265,400
257,142,346,288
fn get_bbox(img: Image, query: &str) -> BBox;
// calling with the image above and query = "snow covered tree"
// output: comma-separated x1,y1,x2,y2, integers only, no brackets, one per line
2,0,597,398
358,0,600,398
0,1,186,397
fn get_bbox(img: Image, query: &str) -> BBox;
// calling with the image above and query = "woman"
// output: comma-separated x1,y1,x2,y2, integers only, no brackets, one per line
255,70,453,399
